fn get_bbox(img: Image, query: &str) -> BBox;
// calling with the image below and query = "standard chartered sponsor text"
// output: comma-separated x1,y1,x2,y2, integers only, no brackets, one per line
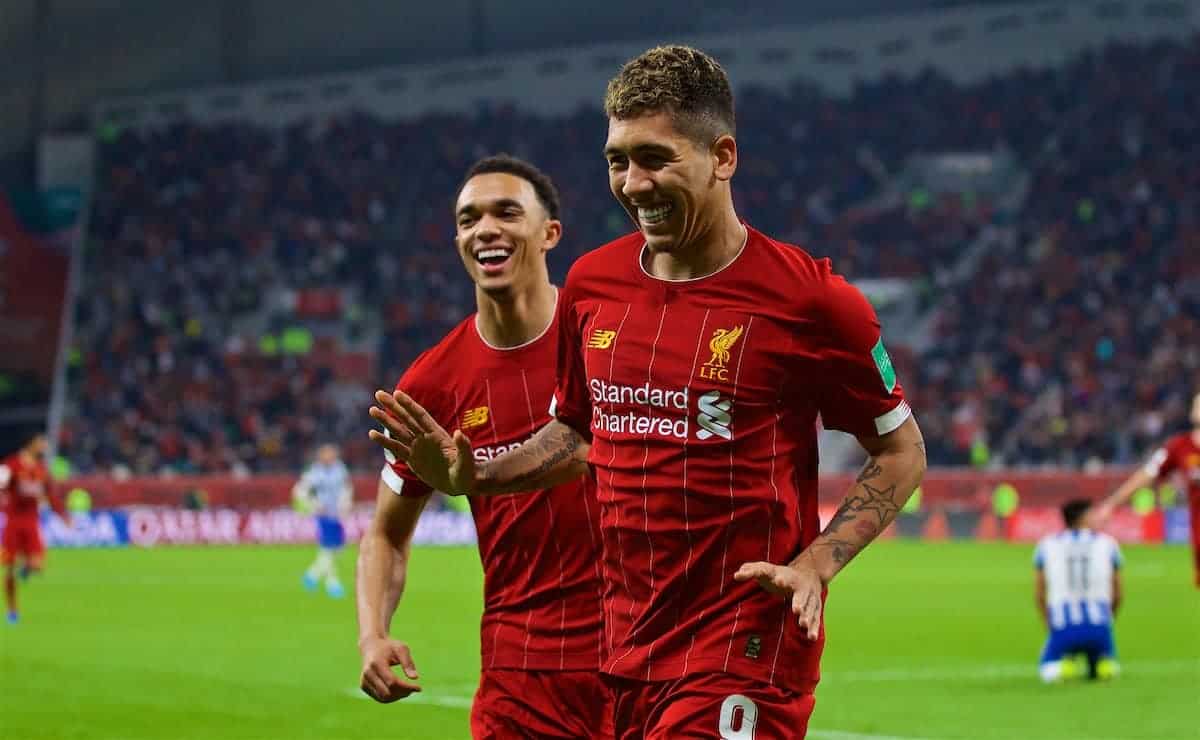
590,379,689,439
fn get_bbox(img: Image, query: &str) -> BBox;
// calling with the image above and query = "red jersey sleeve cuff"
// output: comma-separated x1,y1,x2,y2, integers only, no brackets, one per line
550,395,593,443
874,400,912,435
1142,447,1168,479
380,465,433,498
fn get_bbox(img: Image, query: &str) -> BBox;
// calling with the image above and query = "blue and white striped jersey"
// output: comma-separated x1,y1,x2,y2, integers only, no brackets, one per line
299,461,351,518
1034,529,1122,630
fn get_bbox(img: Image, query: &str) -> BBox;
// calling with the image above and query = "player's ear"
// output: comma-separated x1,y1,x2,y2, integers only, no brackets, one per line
541,217,562,253
711,133,737,182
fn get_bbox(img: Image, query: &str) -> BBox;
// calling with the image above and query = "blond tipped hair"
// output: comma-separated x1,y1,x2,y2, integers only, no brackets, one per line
604,45,736,144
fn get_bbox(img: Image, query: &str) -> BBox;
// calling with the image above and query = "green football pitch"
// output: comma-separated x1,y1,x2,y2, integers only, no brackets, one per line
1,542,1196,740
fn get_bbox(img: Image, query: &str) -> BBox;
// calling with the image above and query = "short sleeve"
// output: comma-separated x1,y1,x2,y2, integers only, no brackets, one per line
1110,539,1123,569
814,272,910,437
1033,542,1045,570
380,458,431,498
379,365,444,499
1142,446,1173,482
551,279,594,442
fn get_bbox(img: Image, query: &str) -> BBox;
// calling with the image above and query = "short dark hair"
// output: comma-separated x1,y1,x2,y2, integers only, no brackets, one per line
4,427,44,458
456,154,561,220
1061,498,1092,529
604,45,736,144
19,426,45,448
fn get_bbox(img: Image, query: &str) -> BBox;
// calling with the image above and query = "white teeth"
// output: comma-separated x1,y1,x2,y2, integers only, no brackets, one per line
638,204,673,224
476,248,512,261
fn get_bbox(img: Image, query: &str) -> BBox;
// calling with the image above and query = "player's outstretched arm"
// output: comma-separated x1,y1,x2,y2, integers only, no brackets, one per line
472,418,591,495
369,389,590,496
356,479,429,703
736,415,925,639
1092,467,1154,525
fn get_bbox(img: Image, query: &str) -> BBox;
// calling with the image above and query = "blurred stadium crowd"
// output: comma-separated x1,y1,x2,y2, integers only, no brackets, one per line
63,37,1199,475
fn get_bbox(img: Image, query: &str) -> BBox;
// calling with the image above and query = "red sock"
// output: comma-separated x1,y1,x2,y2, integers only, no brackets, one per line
3,569,15,613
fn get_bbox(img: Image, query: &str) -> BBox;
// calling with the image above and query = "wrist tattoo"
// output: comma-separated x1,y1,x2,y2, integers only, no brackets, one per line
813,537,860,565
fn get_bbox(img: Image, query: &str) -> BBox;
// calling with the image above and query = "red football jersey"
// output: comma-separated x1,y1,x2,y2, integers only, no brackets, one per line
552,225,910,694
2,454,49,523
383,308,605,672
1145,433,1200,513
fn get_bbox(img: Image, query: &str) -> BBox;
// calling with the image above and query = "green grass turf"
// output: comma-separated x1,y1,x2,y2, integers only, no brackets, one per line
1,542,1196,739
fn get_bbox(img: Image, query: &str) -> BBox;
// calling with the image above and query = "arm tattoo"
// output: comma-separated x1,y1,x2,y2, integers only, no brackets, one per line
811,537,861,565
856,461,883,483
798,443,923,579
825,458,902,533
824,504,856,535
850,482,901,526
481,425,583,491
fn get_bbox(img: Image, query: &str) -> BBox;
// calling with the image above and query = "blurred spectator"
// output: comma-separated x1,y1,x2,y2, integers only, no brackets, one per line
63,36,1200,473
913,38,1200,466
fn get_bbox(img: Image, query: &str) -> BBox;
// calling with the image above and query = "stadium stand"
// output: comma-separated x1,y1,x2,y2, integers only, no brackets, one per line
916,38,1200,468
63,36,1200,473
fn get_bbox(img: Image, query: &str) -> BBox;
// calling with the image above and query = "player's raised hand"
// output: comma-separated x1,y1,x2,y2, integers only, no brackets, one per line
734,561,824,641
359,635,422,703
368,389,477,494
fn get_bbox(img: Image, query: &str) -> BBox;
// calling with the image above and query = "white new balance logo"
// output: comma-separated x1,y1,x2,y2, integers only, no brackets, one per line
696,390,733,440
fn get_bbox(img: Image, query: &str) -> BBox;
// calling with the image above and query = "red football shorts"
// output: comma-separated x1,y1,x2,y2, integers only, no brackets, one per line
470,669,614,739
606,672,816,739
1,520,45,566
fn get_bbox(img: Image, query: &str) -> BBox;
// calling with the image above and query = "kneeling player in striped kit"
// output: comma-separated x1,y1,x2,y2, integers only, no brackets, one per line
1034,499,1122,682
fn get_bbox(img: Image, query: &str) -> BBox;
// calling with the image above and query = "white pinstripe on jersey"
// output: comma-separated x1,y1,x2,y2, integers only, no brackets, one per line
719,317,754,595
639,304,669,677
678,309,712,676
481,377,507,670
572,313,606,668
519,367,570,670
721,317,754,671
768,407,788,685
601,303,632,658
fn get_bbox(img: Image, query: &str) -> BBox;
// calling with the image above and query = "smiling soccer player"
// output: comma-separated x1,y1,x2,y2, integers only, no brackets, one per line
357,155,610,739
371,47,926,739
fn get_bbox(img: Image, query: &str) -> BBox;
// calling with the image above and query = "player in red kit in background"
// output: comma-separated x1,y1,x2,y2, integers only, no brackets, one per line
1094,390,1200,587
1,431,55,624
371,46,926,738
357,155,611,738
